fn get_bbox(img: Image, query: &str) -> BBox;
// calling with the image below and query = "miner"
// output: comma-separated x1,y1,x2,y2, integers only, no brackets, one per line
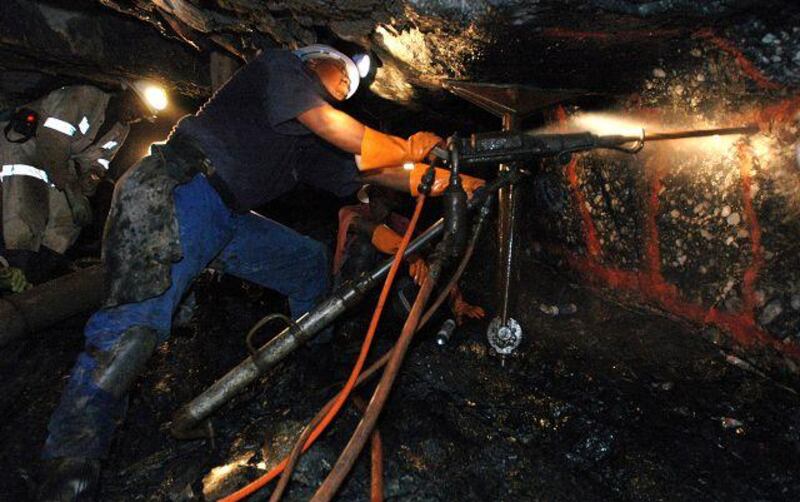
38,45,464,499
0,81,166,290
334,183,485,325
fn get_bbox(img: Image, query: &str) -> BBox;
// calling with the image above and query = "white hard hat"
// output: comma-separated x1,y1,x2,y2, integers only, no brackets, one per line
125,79,168,119
294,45,361,99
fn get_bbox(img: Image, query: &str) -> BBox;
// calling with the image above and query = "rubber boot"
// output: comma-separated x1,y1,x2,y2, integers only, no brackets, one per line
39,326,159,501
90,326,158,399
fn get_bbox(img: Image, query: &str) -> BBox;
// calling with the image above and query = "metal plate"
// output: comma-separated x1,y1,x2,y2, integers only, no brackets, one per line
487,316,523,355
443,80,589,119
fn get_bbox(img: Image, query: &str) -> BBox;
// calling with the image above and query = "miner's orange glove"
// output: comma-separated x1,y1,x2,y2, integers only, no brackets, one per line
372,225,428,284
408,257,428,286
408,164,485,198
450,288,486,325
371,224,404,254
360,127,442,171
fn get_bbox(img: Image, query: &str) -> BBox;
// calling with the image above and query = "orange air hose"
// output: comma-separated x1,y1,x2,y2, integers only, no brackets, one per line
370,427,384,502
352,396,385,502
311,259,438,501
310,195,493,501
220,194,426,502
235,223,475,502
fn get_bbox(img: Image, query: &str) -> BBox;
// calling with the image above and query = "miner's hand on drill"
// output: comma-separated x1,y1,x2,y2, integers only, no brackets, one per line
408,163,485,198
353,123,486,198
371,224,428,285
359,127,442,170
297,103,465,201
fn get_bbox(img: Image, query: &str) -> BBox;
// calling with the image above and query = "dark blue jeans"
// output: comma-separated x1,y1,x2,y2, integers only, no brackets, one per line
43,174,329,458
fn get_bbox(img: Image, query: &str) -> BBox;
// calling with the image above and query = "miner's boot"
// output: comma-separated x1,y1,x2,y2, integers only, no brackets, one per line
37,457,100,502
39,326,159,501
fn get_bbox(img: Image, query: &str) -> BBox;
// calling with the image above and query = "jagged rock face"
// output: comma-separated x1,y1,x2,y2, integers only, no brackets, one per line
78,0,800,104
519,36,800,372
4,1,799,107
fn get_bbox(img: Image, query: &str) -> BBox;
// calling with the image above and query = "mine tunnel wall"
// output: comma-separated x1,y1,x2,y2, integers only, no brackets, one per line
521,34,800,373
5,0,800,375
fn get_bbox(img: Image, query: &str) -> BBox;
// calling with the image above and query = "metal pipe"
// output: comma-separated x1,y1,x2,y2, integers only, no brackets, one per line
644,124,759,141
497,112,519,326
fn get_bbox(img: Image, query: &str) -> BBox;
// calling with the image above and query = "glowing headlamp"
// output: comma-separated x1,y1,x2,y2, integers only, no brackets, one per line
142,85,168,111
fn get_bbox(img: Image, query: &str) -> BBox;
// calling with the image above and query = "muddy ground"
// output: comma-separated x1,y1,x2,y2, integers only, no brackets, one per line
2,246,800,501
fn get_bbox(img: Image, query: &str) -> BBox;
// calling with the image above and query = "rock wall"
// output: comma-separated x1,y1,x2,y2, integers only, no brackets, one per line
521,32,800,372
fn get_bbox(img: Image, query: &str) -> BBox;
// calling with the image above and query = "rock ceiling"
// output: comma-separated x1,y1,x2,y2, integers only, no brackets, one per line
1,1,799,116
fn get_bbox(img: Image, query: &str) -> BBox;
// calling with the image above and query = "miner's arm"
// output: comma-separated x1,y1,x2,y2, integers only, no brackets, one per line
35,99,95,225
297,104,365,154
297,103,440,169
36,122,74,190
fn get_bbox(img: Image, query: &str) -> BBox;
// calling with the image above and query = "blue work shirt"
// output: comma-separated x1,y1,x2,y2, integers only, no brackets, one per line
174,49,359,211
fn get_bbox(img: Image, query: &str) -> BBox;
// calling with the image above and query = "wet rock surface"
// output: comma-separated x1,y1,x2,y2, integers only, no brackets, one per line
7,1,799,111
1,262,799,500
516,22,800,369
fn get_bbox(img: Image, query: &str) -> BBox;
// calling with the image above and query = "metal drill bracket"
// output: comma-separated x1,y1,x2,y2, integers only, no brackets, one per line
443,80,587,360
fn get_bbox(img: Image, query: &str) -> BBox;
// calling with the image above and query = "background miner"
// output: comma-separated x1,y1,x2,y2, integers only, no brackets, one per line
0,81,166,289
334,183,485,326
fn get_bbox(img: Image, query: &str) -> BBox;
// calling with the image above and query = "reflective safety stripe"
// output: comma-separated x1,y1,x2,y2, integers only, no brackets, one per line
78,116,90,134
43,117,77,136
97,159,110,170
102,141,118,150
0,164,52,185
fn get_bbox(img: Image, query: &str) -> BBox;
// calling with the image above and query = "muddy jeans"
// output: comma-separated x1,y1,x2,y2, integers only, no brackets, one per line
43,173,329,458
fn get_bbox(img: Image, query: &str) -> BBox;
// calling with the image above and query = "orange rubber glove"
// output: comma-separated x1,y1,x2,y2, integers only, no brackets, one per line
360,127,442,171
372,225,427,284
371,224,403,254
450,287,486,325
408,164,486,198
408,257,428,286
